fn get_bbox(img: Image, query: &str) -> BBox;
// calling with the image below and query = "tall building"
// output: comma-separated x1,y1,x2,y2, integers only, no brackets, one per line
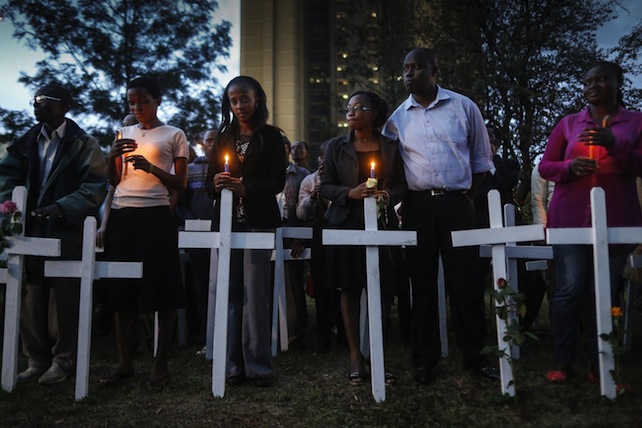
240,0,383,152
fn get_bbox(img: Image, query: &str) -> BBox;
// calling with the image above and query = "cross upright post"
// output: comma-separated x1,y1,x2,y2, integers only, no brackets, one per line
271,226,312,356
1,186,61,392
546,187,642,400
452,190,545,397
43,216,143,401
178,189,274,398
323,196,416,402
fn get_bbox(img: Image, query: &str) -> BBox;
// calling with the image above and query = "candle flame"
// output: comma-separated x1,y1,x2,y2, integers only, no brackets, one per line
225,155,229,162
116,130,122,140
371,162,375,168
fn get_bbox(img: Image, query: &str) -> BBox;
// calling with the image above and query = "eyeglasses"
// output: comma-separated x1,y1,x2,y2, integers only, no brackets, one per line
344,106,374,114
30,95,63,106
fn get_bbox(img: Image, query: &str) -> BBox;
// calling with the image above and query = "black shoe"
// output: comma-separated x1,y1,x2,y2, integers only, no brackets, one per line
413,366,433,385
226,374,246,386
470,365,501,380
253,375,274,387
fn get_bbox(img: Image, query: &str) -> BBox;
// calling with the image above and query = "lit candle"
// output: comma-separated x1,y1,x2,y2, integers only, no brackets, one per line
370,162,375,179
224,155,230,173
116,130,128,176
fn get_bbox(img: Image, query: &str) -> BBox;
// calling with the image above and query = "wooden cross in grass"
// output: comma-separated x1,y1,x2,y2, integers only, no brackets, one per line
270,226,312,356
452,190,545,397
323,196,416,403
1,186,61,392
546,187,642,400
178,189,274,398
44,217,142,401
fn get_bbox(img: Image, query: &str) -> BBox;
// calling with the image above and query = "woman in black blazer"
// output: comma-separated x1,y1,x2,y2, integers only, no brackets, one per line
206,76,286,387
320,91,406,385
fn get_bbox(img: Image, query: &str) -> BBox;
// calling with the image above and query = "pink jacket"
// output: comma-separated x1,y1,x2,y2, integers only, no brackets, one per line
539,107,642,228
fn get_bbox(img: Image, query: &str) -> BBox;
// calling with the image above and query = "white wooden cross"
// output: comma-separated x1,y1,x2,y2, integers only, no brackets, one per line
44,216,143,401
270,226,312,356
1,186,61,392
624,254,642,350
478,203,553,359
178,189,274,398
546,187,642,400
323,196,416,403
452,190,545,397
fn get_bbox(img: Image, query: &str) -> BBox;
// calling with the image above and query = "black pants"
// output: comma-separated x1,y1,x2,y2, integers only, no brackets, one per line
403,191,487,369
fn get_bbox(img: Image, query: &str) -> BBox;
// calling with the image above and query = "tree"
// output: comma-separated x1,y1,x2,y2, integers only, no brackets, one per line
342,0,642,205
1,0,232,145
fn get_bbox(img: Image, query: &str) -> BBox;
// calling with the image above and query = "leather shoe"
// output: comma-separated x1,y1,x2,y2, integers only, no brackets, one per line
226,374,246,386
17,366,47,383
253,375,274,387
470,365,501,380
414,366,433,385
38,362,71,385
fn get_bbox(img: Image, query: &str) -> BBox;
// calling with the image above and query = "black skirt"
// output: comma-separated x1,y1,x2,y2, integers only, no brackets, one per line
323,214,398,305
100,206,185,313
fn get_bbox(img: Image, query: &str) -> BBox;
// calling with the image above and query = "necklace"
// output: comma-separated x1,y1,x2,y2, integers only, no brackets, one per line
138,122,164,137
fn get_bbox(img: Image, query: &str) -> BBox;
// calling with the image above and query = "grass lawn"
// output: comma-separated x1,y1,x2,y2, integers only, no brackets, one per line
2,292,642,427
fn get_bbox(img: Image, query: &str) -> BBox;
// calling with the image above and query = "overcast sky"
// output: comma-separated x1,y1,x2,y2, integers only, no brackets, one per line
0,0,640,115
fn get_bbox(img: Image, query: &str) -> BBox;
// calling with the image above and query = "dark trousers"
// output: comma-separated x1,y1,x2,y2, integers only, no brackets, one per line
21,276,80,371
403,191,487,369
551,244,632,370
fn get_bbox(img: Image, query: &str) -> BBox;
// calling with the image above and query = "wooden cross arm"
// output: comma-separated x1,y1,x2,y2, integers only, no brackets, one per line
271,248,312,261
278,227,313,240
44,261,143,280
452,224,544,247
184,219,213,231
479,244,553,259
323,230,417,247
547,227,642,245
4,236,61,257
179,231,275,250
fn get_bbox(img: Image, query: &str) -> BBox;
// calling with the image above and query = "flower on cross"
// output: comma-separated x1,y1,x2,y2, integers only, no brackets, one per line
0,200,23,256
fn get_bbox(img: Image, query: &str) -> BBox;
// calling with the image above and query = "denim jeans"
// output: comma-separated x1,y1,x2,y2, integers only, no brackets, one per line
551,244,632,370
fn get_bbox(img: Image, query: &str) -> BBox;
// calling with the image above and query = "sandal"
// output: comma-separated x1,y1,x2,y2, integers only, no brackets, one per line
148,374,171,391
348,372,363,386
385,371,396,385
545,370,568,383
99,368,134,387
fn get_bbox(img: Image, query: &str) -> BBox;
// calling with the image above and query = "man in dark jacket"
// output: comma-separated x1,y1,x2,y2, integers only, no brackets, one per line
0,84,107,384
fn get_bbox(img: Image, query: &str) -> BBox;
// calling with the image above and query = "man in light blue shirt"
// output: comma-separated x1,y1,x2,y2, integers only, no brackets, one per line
383,47,497,384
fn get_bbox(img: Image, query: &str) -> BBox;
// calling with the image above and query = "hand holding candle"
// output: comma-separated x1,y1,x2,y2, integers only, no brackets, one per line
115,130,136,176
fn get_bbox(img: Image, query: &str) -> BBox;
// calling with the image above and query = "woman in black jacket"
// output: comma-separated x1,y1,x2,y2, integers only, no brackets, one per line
320,91,406,385
205,76,286,387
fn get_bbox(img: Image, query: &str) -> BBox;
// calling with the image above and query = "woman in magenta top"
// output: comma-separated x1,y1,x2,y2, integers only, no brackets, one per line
539,61,642,383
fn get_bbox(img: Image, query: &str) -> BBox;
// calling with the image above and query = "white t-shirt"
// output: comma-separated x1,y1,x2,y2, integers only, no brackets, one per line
112,124,189,208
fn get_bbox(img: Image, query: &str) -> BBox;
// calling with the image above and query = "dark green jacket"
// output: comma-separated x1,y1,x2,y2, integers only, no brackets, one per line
0,119,107,261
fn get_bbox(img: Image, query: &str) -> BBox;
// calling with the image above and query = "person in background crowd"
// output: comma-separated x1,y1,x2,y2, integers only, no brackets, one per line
281,135,311,348
292,140,311,170
181,129,218,347
296,139,343,352
0,83,107,385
